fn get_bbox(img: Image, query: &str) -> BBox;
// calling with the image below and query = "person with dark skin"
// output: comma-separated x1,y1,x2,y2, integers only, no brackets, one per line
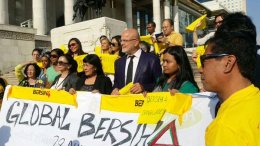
200,13,260,146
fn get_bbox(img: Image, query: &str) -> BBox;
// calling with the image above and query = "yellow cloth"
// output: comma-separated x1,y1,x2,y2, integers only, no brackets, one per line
59,44,68,54
140,35,153,45
167,32,183,46
119,82,133,95
8,86,77,107
15,64,25,82
97,54,118,74
36,61,43,69
205,85,260,146
74,54,87,72
186,14,207,32
95,45,102,54
195,45,206,69
140,35,162,54
160,32,183,54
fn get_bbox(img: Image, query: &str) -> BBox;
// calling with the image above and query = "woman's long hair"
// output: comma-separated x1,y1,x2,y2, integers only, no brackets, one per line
157,46,199,90
60,54,78,73
67,38,85,56
83,54,105,76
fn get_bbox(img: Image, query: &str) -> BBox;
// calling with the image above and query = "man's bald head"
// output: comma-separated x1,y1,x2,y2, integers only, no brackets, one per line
121,28,140,55
122,28,140,41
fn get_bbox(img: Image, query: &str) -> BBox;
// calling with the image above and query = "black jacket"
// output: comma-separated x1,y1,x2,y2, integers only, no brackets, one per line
76,75,112,94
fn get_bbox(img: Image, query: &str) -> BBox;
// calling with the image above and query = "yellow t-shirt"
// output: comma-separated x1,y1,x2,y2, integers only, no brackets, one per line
167,31,183,46
205,84,260,146
159,32,183,54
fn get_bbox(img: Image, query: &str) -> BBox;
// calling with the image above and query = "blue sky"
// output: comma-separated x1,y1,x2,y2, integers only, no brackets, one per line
247,1,260,44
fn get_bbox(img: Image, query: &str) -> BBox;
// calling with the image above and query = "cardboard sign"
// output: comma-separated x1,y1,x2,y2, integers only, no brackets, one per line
0,86,218,146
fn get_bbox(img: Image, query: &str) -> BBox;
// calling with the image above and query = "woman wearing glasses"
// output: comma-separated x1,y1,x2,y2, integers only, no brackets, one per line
153,46,199,94
46,48,64,88
110,35,125,57
69,54,112,94
51,54,78,91
67,38,86,57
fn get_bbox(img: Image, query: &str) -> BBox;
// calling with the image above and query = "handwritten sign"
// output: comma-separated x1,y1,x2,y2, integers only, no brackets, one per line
138,92,170,124
0,86,218,146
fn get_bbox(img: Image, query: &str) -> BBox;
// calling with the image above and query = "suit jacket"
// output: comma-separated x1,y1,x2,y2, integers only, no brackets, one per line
114,50,162,92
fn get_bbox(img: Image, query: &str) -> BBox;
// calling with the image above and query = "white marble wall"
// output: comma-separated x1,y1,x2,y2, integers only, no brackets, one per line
0,25,36,74
51,17,127,53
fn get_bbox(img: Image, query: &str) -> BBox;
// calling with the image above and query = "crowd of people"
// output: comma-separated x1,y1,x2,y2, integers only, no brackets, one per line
0,12,259,146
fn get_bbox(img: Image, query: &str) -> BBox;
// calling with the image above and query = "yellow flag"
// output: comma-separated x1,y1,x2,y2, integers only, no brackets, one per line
140,35,162,55
195,45,206,69
140,35,153,45
97,54,118,74
119,82,134,95
186,14,207,32
74,54,87,72
59,44,68,54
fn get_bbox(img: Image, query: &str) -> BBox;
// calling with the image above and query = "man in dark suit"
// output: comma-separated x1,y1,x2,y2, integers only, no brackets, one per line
111,29,162,94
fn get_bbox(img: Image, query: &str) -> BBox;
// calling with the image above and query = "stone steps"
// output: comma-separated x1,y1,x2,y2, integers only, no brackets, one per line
0,70,19,85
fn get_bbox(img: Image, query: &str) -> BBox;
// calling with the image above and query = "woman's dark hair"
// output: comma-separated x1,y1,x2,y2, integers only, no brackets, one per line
111,35,121,47
41,52,51,60
111,35,125,56
32,48,42,55
23,63,41,78
60,54,78,73
157,46,199,90
0,78,7,99
51,48,64,56
83,54,105,76
67,38,85,56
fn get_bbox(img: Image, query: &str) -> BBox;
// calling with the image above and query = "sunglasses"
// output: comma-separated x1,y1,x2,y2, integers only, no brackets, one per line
111,43,117,47
57,61,69,66
200,53,229,67
69,43,77,48
50,55,58,58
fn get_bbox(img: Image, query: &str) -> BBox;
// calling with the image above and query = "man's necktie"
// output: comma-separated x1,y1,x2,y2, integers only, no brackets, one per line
126,55,135,85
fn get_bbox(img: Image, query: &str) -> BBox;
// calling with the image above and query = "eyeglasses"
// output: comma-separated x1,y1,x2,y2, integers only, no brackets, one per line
50,55,58,58
200,53,229,67
57,61,68,66
69,43,77,48
120,39,136,43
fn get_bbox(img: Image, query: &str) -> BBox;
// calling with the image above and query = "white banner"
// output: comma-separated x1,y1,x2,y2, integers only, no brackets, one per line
0,86,218,146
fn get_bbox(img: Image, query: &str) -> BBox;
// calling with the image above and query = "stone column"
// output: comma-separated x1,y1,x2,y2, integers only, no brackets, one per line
164,0,171,19
125,0,133,28
64,0,75,25
33,0,47,35
0,0,9,24
173,0,179,33
153,0,161,33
